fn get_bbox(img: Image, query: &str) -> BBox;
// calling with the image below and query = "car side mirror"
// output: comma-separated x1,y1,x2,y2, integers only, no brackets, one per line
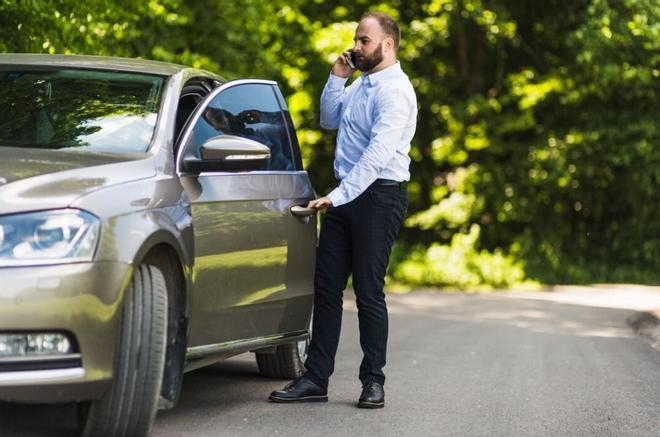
182,135,271,173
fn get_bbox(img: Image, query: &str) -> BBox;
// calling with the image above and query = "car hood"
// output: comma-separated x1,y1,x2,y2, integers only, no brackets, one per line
0,147,156,215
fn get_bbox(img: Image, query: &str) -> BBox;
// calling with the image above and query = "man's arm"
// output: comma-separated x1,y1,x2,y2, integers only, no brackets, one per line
319,75,348,129
320,52,355,130
326,87,414,207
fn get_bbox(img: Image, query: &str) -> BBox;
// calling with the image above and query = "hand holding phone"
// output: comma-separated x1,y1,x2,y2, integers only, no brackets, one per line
332,50,357,78
344,51,357,70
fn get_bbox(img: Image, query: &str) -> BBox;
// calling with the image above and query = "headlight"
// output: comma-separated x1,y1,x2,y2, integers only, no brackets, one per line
0,209,100,267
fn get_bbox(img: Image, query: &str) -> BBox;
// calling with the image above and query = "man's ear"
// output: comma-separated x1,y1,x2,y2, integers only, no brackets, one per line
384,36,395,54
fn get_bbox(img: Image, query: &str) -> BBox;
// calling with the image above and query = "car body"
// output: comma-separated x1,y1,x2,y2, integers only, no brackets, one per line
0,54,317,435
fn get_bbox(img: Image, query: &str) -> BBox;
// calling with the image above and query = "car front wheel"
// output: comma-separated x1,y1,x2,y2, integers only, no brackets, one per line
79,264,168,437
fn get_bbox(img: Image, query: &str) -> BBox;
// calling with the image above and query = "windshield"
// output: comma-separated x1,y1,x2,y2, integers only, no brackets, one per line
0,69,164,153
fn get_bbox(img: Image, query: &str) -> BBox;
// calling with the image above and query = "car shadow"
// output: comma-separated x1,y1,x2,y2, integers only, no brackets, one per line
0,355,271,437
0,400,78,437
157,354,285,419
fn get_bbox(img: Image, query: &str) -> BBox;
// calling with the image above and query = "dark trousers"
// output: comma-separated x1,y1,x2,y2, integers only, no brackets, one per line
304,183,407,388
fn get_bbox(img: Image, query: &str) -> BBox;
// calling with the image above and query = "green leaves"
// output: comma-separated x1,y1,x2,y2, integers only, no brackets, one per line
3,0,658,286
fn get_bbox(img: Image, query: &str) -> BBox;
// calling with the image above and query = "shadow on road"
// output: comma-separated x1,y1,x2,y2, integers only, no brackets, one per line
0,400,78,437
157,355,278,418
0,357,270,437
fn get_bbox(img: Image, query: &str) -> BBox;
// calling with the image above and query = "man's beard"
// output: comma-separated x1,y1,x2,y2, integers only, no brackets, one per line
357,43,384,72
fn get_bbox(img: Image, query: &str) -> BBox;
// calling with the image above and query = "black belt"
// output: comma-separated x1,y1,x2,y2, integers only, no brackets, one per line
372,178,407,187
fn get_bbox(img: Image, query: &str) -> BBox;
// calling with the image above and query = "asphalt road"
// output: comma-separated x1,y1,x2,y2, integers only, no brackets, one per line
2,291,659,436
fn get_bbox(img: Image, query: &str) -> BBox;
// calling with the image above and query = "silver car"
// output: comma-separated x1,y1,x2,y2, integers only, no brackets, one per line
0,54,317,436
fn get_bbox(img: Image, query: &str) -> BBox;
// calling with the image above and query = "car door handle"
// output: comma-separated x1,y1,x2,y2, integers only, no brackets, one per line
290,205,317,217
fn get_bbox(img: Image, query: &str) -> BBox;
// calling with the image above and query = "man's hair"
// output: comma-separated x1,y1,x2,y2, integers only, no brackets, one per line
361,11,401,50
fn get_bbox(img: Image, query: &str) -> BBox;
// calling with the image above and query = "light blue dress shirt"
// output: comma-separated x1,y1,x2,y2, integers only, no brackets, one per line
320,61,417,207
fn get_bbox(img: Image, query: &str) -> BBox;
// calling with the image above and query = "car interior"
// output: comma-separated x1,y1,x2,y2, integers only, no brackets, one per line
174,77,219,148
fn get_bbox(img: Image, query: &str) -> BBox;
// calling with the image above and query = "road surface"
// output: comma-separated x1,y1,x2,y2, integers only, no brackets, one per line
2,290,659,436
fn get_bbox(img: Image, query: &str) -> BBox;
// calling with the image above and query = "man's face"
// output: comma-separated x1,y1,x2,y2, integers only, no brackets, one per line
357,42,384,72
353,18,387,72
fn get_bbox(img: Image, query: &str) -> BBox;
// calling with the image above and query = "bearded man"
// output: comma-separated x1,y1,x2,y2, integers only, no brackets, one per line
269,11,417,409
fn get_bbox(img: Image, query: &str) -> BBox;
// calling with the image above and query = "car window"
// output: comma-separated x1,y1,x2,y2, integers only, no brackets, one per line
185,83,295,171
272,86,303,171
0,69,164,153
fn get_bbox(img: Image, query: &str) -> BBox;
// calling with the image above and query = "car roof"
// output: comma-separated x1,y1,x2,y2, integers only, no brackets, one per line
0,53,221,79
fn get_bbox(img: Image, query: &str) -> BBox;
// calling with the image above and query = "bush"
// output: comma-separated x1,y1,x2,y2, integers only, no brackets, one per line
393,225,526,288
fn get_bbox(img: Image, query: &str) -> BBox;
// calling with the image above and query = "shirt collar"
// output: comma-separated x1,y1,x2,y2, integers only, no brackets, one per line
362,61,402,87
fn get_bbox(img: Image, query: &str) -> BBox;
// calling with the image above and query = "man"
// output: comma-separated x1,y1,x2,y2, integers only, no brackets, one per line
269,11,417,409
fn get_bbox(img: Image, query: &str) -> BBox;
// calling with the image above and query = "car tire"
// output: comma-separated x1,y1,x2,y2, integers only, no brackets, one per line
255,338,308,379
79,264,168,437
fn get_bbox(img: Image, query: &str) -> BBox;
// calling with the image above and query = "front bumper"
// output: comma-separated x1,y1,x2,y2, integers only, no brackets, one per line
0,261,132,403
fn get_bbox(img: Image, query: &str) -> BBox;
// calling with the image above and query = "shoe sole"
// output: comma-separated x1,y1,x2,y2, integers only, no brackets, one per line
357,400,384,409
268,395,328,403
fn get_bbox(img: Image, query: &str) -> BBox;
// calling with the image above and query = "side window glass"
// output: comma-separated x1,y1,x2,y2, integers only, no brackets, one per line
184,83,294,171
273,86,303,170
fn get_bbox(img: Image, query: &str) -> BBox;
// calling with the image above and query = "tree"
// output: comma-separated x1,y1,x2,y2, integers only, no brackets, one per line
2,0,658,285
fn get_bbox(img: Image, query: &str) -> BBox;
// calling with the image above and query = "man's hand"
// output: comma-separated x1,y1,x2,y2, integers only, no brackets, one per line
331,51,355,78
307,196,333,210
237,109,261,124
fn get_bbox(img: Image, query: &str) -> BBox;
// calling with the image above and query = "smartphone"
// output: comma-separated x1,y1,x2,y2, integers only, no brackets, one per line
345,51,357,70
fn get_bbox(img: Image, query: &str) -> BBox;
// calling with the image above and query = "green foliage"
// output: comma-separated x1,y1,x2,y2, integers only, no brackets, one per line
393,0,659,286
393,225,526,288
2,0,658,287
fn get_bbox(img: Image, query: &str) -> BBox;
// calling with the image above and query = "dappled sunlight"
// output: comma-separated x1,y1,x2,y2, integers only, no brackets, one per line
507,286,660,312
344,291,641,339
517,309,551,319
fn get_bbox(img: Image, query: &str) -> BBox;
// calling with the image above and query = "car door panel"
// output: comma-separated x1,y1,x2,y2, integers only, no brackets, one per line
177,80,316,348
182,172,315,346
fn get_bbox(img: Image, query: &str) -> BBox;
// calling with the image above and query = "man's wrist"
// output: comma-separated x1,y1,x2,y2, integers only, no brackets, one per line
327,188,344,207
327,74,349,89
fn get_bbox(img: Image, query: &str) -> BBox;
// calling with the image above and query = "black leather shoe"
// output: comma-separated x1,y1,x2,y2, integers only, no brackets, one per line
357,381,385,408
269,376,328,403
